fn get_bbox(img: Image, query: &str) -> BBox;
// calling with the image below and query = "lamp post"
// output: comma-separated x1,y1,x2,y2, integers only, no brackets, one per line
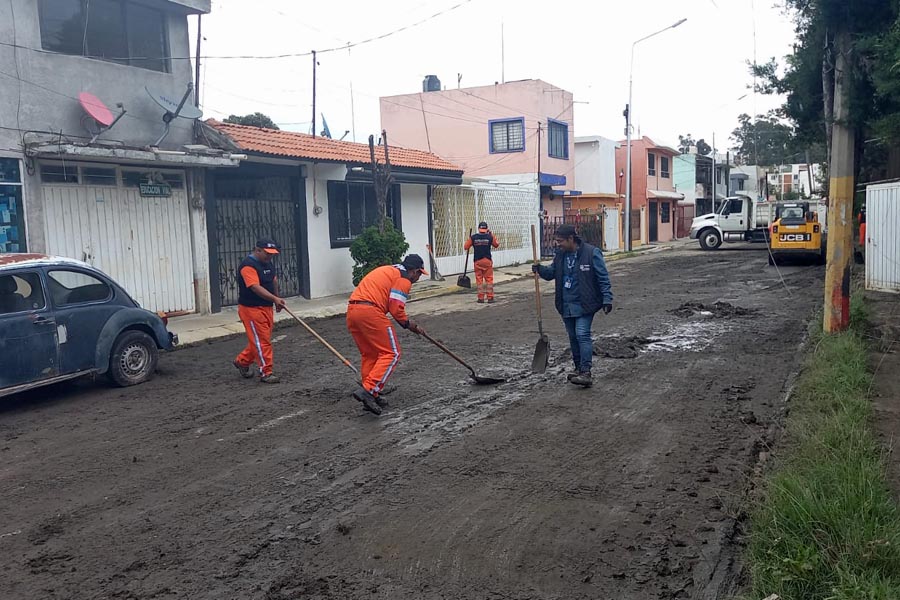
625,18,687,251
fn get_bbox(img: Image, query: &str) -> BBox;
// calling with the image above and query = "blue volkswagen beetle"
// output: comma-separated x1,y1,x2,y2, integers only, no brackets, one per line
0,254,177,398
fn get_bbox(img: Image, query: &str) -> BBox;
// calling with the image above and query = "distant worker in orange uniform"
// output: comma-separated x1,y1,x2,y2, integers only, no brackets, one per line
233,239,287,384
346,254,428,415
464,221,500,303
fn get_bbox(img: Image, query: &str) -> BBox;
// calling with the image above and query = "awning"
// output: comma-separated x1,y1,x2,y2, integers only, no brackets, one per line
539,172,567,187
648,189,684,200
26,143,242,167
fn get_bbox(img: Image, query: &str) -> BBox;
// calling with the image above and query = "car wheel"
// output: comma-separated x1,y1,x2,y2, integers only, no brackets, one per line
699,229,722,250
108,330,159,387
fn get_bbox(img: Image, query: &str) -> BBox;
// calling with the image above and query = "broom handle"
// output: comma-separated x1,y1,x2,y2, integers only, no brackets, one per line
283,307,361,378
463,228,472,275
531,224,545,337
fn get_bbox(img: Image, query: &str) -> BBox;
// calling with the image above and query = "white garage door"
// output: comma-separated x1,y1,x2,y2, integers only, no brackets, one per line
41,165,195,313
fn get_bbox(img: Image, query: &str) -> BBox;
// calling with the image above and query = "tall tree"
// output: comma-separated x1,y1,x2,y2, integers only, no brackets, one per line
677,133,712,156
224,112,280,130
729,111,823,166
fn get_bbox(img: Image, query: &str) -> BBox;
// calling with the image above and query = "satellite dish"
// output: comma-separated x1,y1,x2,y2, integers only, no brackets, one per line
79,91,126,144
146,82,203,146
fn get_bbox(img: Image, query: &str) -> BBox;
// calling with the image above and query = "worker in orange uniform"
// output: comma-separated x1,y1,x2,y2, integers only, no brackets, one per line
233,239,287,384
346,254,428,415
464,221,500,303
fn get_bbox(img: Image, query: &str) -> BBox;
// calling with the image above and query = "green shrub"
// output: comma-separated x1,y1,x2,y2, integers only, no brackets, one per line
349,222,409,286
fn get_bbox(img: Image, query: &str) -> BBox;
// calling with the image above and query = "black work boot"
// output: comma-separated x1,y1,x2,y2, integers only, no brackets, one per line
570,371,593,387
566,370,579,382
353,389,383,415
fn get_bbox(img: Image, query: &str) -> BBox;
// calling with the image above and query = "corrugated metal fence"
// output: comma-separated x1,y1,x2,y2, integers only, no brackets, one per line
866,181,900,293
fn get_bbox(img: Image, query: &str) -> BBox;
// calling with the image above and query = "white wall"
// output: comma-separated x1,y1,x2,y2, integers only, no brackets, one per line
574,138,617,195
304,163,433,299
400,184,430,268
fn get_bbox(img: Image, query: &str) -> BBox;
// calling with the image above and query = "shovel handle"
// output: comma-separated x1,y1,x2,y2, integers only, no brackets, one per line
530,224,545,336
283,307,361,378
419,330,476,376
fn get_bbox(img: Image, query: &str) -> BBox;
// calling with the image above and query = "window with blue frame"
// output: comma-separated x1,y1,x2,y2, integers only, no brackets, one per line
489,118,525,153
0,158,26,253
548,119,569,159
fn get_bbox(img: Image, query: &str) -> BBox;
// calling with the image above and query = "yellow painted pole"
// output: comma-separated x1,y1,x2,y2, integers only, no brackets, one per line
824,31,855,333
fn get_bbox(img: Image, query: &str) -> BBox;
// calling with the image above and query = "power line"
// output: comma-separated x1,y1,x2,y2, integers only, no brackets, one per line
0,0,476,62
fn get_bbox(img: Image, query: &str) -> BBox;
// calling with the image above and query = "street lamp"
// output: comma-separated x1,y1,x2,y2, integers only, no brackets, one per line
625,18,687,251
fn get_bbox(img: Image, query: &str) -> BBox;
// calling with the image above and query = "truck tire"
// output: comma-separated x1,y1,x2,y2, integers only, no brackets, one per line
699,229,722,251
108,330,159,387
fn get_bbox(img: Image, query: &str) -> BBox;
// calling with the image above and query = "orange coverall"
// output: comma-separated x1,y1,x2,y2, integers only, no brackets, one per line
464,232,501,301
346,265,413,396
235,266,276,376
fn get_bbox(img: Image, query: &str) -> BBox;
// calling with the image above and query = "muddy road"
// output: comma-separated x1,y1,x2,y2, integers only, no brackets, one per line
0,245,823,600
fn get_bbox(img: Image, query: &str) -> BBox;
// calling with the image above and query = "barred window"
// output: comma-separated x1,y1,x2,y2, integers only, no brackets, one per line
489,118,525,153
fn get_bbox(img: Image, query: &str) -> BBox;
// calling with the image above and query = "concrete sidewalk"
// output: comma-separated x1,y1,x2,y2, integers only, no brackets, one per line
167,241,682,348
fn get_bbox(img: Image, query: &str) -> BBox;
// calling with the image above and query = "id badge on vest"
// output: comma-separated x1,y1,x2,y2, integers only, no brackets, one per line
564,276,574,289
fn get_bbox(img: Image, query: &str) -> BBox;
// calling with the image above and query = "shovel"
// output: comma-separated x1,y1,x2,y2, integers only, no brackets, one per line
457,228,472,288
530,224,550,374
425,245,445,281
283,307,362,385
419,330,505,384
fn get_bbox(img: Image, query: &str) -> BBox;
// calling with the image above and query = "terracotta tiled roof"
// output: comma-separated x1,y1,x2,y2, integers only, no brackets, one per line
207,120,462,173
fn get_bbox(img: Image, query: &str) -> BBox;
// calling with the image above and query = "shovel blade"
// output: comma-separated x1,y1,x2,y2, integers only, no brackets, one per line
531,336,550,374
469,373,505,385
457,275,471,288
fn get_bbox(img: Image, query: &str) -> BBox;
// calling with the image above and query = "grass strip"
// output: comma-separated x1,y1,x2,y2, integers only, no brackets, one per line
749,298,900,600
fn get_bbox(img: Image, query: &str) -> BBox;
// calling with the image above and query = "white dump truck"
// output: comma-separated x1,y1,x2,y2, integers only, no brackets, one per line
689,195,827,250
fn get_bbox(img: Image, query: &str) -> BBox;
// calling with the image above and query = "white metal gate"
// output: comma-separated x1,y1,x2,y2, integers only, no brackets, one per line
42,181,195,313
866,181,900,293
603,208,621,252
432,184,538,276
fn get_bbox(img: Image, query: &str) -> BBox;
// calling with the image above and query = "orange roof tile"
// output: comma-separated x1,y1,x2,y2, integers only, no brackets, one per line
207,120,462,173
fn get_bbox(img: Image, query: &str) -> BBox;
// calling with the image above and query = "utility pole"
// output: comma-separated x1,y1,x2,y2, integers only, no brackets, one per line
194,15,202,108
312,51,317,138
823,30,855,333
711,133,716,211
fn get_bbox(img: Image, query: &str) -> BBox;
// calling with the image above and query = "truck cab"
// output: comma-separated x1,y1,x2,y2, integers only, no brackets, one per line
768,202,827,265
690,194,772,250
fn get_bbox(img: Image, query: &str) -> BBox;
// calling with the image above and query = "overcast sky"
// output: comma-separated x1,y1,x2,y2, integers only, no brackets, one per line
192,0,796,152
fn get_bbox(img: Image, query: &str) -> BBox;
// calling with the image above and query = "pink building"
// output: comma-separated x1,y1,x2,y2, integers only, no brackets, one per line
380,78,576,198
615,137,684,244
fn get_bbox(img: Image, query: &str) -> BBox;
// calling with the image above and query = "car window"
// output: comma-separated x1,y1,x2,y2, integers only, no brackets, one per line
48,269,112,306
0,272,46,315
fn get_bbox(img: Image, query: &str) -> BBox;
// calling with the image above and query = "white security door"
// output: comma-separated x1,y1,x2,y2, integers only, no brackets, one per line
41,171,195,313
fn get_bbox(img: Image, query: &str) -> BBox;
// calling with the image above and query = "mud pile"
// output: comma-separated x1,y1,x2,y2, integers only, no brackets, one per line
670,301,756,319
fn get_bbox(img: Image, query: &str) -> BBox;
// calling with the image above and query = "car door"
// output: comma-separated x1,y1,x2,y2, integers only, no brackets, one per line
719,198,745,233
46,268,118,375
0,270,59,389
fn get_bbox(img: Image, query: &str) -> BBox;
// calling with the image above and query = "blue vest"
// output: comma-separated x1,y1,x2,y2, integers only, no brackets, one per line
553,242,603,316
237,256,276,307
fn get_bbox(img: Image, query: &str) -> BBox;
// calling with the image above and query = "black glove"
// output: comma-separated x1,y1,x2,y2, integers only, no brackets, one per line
532,264,541,274
407,321,424,335
602,304,613,315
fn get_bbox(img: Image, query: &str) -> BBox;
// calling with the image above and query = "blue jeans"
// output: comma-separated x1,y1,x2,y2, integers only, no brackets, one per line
563,313,595,373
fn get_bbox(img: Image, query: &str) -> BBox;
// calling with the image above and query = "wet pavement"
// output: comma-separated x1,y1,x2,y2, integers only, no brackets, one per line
0,244,823,599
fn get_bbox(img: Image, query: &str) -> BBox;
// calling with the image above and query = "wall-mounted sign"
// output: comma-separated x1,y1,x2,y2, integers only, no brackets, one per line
140,182,172,197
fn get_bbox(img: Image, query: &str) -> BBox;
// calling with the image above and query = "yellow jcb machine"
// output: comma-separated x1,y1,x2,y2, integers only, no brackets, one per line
768,202,827,265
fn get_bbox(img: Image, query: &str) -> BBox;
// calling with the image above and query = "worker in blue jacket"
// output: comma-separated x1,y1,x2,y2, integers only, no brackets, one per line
533,224,613,387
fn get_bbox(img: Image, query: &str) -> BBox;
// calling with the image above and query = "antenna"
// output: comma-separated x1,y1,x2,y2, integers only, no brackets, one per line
145,83,203,147
78,91,126,144
501,19,505,84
